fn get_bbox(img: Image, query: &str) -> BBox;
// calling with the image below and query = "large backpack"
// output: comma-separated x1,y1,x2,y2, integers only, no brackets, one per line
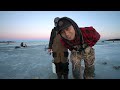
52,34,68,53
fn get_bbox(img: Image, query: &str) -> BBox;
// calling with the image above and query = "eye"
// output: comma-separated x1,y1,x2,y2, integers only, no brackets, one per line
66,27,71,31
61,30,65,34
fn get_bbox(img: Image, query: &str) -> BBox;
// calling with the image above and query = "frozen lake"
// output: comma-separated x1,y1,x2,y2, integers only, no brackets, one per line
0,41,120,79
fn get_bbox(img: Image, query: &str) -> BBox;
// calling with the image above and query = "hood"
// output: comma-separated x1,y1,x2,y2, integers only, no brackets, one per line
57,17,80,35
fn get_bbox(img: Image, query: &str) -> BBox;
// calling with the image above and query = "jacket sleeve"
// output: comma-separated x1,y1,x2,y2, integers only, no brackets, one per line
48,28,56,49
81,27,101,47
90,27,101,47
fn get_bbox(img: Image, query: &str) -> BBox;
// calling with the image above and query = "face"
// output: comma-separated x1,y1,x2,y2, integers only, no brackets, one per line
60,25,76,40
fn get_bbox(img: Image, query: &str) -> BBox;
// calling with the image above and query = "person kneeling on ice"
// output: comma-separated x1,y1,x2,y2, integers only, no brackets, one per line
48,17,69,79
56,17,100,79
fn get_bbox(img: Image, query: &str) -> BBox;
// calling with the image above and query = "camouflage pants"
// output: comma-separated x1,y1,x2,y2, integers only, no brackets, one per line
70,46,95,79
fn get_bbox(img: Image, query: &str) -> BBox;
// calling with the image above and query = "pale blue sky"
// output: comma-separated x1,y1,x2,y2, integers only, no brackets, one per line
0,11,120,41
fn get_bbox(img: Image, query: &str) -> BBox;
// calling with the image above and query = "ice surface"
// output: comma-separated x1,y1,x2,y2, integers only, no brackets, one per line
0,41,120,79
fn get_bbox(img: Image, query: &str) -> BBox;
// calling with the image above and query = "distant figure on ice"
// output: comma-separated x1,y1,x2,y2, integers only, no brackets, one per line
48,17,69,79
20,42,27,47
102,41,104,43
15,42,27,49
20,42,24,47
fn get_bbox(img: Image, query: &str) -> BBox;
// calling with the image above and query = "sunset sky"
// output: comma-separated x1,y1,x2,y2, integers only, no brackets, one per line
0,11,120,41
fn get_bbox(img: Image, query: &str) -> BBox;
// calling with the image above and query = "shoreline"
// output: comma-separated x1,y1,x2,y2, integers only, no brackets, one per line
105,39,120,41
0,41,15,43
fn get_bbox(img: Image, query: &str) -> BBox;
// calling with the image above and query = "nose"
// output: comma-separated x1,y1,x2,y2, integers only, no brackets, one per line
64,30,69,36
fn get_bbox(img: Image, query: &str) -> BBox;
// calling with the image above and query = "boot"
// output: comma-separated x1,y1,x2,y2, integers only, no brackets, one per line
57,73,62,79
84,65,95,79
63,74,68,79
